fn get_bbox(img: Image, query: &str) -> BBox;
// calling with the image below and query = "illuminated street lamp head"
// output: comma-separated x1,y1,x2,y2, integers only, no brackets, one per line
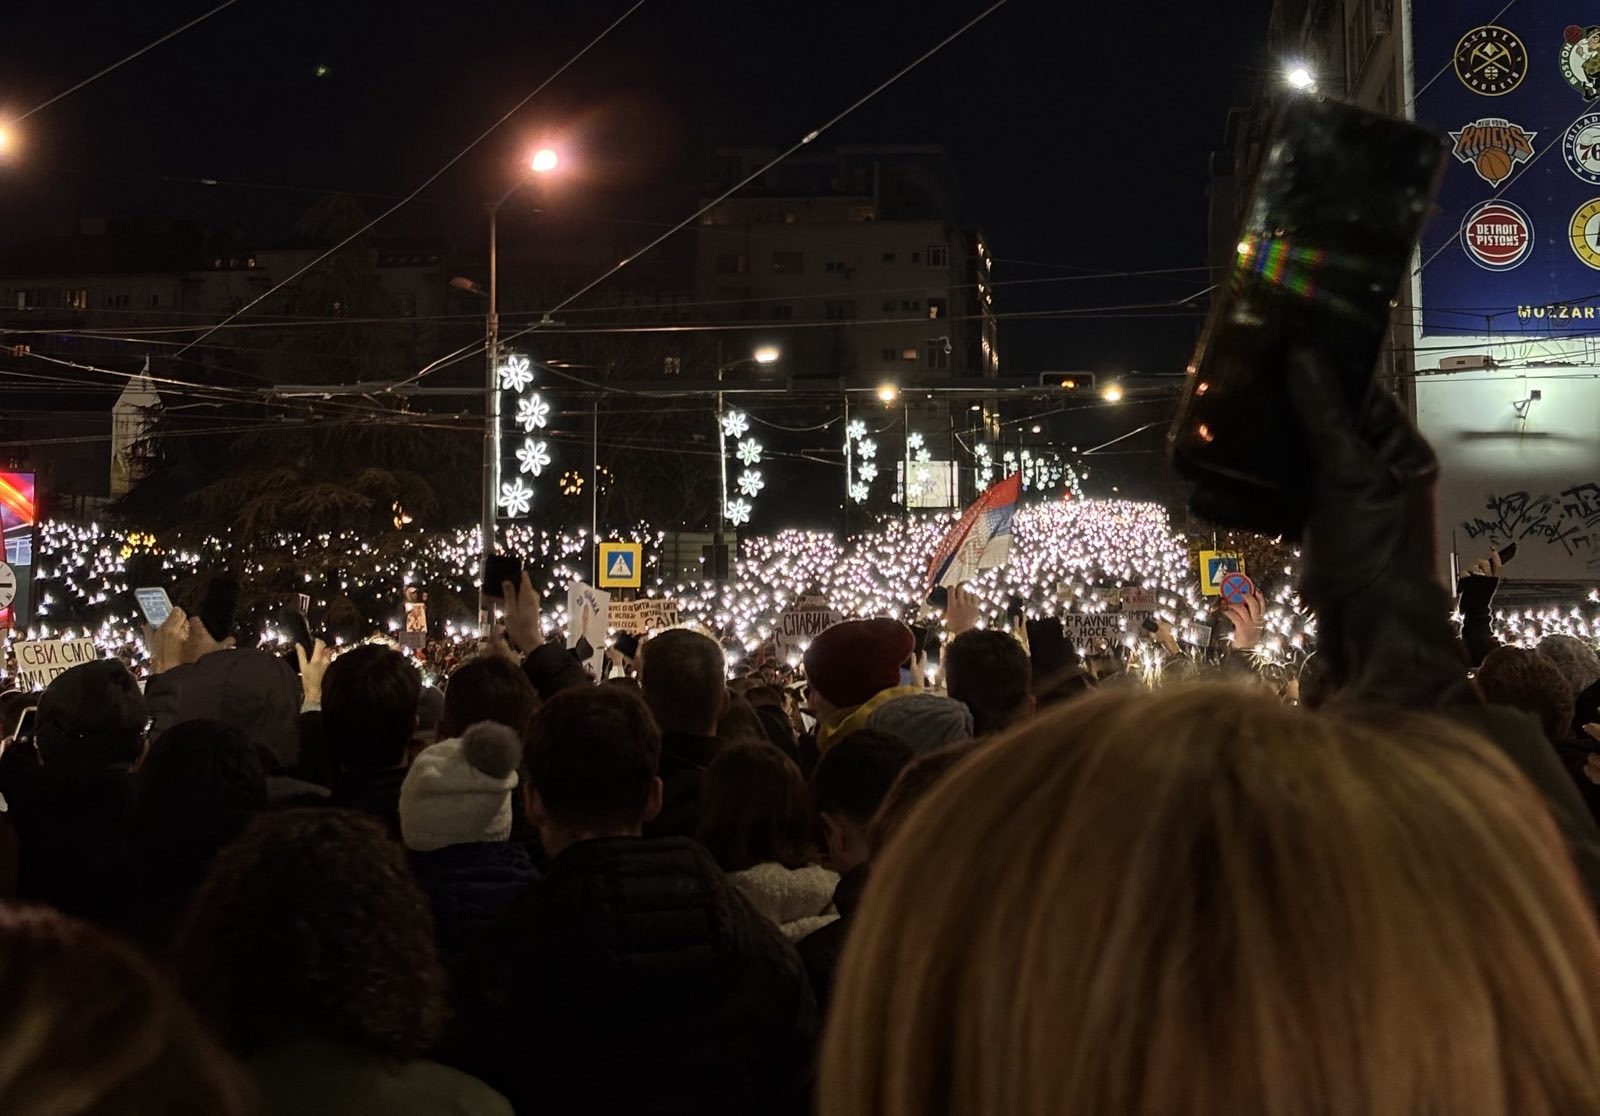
0,125,14,157
530,148,560,174
876,383,899,404
1102,384,1125,403
1286,65,1316,90
752,345,780,365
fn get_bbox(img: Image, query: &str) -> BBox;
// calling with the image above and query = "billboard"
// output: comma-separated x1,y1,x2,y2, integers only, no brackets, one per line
1413,7,1600,335
0,472,37,631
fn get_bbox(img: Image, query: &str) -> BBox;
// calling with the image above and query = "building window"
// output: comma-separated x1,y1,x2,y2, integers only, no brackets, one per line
900,299,921,312
910,250,921,264
927,297,947,320
881,348,898,362
925,244,949,269
925,339,951,370
882,251,896,263
716,252,748,275
772,251,803,275
664,355,682,377
882,300,898,313
824,299,855,321
771,303,794,320
901,347,919,362
148,292,161,308
67,288,88,311
824,258,849,274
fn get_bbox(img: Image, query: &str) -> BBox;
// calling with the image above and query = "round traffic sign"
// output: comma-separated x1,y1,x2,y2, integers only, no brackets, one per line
1219,572,1254,605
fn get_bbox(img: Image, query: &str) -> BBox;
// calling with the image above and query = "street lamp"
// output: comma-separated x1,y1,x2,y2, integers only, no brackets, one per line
0,124,15,157
1102,384,1125,403
476,146,563,629
876,382,899,404
715,346,781,576
1285,64,1316,90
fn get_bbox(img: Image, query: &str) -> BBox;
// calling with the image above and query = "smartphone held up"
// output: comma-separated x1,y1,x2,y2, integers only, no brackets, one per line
1169,95,1446,538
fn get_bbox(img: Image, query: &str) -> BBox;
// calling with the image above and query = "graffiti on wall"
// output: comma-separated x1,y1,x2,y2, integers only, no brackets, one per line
1460,482,1600,568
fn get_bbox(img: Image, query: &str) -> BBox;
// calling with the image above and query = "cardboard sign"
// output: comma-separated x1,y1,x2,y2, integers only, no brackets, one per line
610,598,680,635
598,542,643,589
1057,613,1131,649
1198,550,1244,597
774,603,844,660
13,638,99,691
1119,586,1157,612
567,582,610,678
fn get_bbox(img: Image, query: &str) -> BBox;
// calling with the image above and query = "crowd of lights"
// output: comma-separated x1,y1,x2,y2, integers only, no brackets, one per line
7,501,1599,687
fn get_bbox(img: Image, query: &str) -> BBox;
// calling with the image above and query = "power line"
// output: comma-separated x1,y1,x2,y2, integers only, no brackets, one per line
172,0,650,358
14,0,248,123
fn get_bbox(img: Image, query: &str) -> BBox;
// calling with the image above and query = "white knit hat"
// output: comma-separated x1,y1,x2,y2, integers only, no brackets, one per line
399,722,522,852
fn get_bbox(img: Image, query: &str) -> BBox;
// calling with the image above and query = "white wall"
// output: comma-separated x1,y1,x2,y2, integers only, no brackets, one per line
1415,367,1600,581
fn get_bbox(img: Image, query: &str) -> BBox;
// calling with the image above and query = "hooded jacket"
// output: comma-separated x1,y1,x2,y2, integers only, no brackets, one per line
727,862,839,940
446,836,817,1115
818,686,974,755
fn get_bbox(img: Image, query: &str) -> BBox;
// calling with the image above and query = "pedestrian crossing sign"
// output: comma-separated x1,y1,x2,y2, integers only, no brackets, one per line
598,541,643,588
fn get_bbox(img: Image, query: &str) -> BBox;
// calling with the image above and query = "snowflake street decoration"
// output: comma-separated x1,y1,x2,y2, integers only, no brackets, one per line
915,447,932,465
498,477,534,517
722,410,750,439
726,498,752,526
499,354,535,393
737,470,765,498
849,482,870,503
736,438,763,466
858,461,878,483
907,432,924,452
516,393,550,433
516,438,552,477
975,443,991,459
847,419,867,442
857,438,878,460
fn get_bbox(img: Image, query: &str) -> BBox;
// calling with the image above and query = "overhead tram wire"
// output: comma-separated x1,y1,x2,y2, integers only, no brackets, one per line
172,0,651,359
13,0,248,122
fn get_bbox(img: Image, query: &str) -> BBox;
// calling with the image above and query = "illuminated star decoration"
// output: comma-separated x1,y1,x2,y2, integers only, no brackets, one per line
516,393,550,432
498,477,534,517
722,410,750,439
516,439,551,477
857,438,878,461
726,498,752,526
499,354,535,393
737,470,765,497
736,438,763,466
847,419,867,442
849,482,870,503
858,461,878,483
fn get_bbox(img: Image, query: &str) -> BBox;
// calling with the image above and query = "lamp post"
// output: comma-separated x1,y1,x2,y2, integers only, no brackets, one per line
461,147,559,630
715,345,779,578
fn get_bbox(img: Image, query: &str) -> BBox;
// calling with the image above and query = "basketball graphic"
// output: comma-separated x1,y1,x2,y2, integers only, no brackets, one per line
1462,200,1534,271
1477,147,1513,183
1568,25,1586,46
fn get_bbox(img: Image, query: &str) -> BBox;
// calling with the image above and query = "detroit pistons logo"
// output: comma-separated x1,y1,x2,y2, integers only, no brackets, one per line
1450,118,1536,186
1461,200,1534,271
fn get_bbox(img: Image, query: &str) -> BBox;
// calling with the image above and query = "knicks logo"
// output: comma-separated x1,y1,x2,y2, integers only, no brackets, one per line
1450,118,1536,186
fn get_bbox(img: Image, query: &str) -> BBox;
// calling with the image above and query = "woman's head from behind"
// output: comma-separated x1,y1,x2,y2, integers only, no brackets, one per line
0,904,246,1116
822,683,1600,1116
174,808,446,1061
696,741,817,872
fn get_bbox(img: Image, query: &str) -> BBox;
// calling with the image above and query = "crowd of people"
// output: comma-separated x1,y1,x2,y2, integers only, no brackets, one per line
2,356,1600,1114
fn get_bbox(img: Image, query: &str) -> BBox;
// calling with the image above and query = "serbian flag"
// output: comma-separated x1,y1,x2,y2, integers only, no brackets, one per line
927,472,1022,590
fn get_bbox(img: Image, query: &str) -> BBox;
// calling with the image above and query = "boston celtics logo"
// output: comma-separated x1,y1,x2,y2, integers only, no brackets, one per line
1563,25,1600,99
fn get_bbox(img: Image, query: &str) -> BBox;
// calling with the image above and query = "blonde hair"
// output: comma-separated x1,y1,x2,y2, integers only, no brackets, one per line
821,683,1600,1116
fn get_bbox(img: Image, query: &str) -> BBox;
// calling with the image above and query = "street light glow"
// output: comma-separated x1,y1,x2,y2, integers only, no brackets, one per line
877,383,899,404
1102,384,1124,403
0,125,14,156
753,346,780,365
1286,65,1315,90
530,148,560,174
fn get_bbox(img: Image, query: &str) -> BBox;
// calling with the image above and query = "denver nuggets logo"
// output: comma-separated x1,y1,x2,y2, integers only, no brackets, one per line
1454,25,1529,95
1450,118,1536,186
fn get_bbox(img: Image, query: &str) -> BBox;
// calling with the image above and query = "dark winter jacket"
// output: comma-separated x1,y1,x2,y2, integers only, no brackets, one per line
0,758,136,925
795,862,869,1017
329,766,408,837
446,836,818,1116
145,649,301,769
409,842,539,962
642,732,720,839
519,644,592,701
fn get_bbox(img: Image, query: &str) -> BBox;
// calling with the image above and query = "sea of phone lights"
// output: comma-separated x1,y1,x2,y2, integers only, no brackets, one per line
13,498,1599,685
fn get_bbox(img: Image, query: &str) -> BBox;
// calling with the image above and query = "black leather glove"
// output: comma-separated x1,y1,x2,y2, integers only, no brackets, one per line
1286,349,1475,710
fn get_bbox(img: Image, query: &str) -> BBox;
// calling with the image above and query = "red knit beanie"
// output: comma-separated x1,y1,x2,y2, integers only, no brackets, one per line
803,618,915,709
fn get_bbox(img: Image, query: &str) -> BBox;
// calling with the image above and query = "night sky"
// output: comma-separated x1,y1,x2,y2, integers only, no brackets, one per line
2,0,1270,379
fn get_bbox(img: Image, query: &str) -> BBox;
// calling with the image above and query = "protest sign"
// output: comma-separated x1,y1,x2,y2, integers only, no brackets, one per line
774,600,843,660
1057,613,1132,649
567,582,610,678
13,638,99,690
610,598,680,635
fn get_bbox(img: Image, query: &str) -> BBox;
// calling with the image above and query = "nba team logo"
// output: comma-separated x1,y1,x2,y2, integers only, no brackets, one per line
1462,200,1533,271
1454,25,1528,95
1570,199,1600,269
1450,118,1535,186
1562,25,1600,99
1564,114,1600,183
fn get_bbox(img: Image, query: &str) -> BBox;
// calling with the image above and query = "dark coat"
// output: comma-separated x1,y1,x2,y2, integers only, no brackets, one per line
409,842,539,962
329,766,408,838
0,759,135,925
642,732,719,839
446,836,818,1116
795,862,869,1017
